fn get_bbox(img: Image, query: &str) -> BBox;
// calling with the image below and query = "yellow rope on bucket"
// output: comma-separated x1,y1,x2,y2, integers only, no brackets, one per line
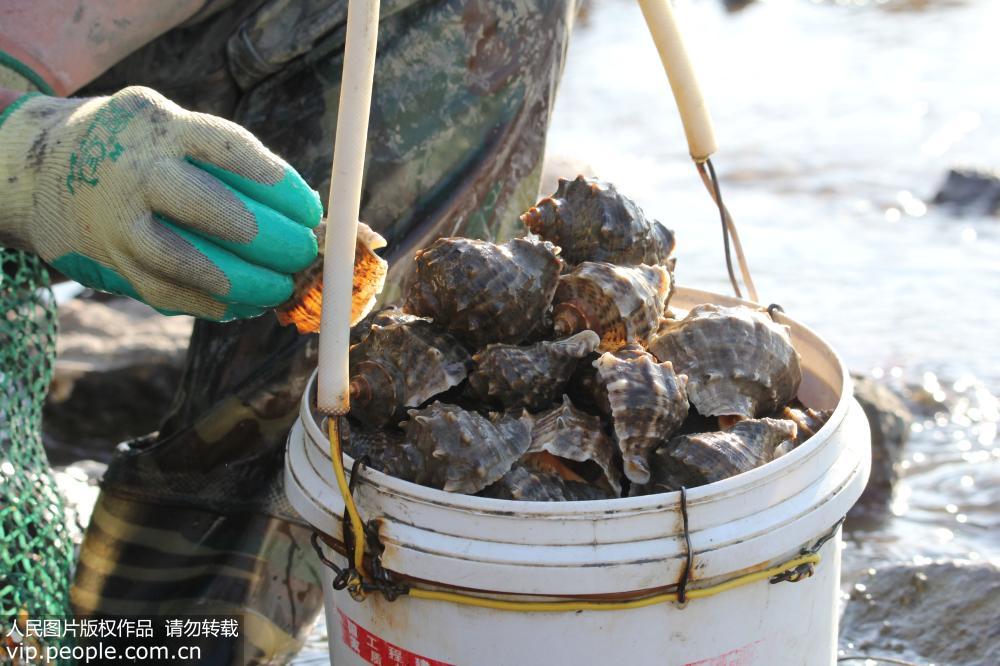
325,418,823,612
406,553,820,612
328,418,367,583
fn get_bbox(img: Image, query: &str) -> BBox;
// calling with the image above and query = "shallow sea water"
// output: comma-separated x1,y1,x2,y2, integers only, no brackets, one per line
298,0,999,659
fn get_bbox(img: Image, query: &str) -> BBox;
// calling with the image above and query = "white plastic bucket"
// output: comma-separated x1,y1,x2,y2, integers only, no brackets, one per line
285,287,871,666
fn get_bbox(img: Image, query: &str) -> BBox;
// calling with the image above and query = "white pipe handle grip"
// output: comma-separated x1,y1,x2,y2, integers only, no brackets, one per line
317,0,380,415
637,0,717,162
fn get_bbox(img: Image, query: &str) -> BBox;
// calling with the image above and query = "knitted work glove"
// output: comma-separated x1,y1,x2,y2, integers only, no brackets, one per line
0,86,322,320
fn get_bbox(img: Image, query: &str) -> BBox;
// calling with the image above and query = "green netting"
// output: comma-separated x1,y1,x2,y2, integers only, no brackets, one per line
0,247,73,629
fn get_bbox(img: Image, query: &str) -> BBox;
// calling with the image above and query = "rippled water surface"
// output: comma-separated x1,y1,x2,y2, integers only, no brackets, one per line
296,0,999,660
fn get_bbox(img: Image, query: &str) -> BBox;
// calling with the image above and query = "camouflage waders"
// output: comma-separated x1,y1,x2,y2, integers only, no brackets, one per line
70,0,576,662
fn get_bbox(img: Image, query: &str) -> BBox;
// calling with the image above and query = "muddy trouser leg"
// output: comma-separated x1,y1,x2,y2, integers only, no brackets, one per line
70,1,577,662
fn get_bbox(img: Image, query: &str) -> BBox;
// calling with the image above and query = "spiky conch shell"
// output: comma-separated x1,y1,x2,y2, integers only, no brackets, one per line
565,343,646,416
595,348,689,484
773,406,834,458
348,319,471,427
350,306,423,345
341,420,423,482
525,396,623,494
468,331,600,410
520,176,676,269
641,418,798,492
401,402,531,494
481,463,615,502
783,406,833,443
648,304,802,419
552,262,671,351
403,237,563,347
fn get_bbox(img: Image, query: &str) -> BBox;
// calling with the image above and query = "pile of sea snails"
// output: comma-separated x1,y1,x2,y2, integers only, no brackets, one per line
341,176,832,500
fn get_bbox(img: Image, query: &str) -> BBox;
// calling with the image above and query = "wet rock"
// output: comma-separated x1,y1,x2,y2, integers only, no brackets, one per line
43,295,192,465
932,167,1000,216
851,375,911,510
839,560,1000,666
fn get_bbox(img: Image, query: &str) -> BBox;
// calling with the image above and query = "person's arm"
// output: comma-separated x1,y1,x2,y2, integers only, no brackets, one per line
0,0,205,95
0,1,331,323
0,85,324,321
0,89,20,112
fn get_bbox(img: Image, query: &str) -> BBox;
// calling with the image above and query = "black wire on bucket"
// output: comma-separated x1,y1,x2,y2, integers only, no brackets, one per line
704,159,742,299
695,157,760,303
676,486,693,605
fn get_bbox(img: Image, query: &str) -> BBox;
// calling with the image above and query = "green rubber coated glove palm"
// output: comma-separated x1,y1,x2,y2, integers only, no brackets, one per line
0,86,322,320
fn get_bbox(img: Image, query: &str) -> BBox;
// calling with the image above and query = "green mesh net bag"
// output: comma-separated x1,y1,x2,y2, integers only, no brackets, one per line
0,247,74,629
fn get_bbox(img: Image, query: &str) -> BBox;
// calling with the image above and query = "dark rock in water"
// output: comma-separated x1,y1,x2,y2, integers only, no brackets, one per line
850,375,912,511
932,167,1000,215
839,560,1000,666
